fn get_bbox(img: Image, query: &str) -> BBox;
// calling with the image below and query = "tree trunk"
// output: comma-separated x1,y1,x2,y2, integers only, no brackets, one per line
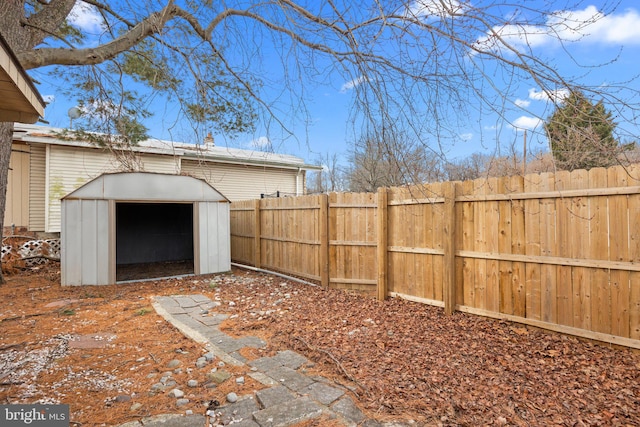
0,123,15,284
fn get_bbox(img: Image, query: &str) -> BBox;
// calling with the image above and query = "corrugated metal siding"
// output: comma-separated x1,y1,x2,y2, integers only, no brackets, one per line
197,201,231,274
181,159,298,201
28,143,46,231
5,143,30,228
47,145,178,232
61,199,111,285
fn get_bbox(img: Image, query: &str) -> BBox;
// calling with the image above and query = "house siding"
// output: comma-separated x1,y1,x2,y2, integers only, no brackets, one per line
181,159,298,201
5,143,30,228
46,145,178,232
28,144,46,231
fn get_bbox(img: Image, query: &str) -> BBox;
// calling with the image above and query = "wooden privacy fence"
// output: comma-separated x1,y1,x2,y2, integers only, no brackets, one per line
230,165,640,349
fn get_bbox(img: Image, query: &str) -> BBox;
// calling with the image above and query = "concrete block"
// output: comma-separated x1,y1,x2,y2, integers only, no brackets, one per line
252,397,324,427
120,414,205,427
272,350,308,370
304,381,345,405
174,296,199,308
265,366,316,392
216,396,260,425
248,372,279,386
331,396,366,425
248,356,283,372
238,336,267,349
229,351,248,363
191,294,210,303
198,314,228,326
255,386,295,409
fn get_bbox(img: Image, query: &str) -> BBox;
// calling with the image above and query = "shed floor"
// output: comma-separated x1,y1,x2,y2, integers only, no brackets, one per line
116,260,194,281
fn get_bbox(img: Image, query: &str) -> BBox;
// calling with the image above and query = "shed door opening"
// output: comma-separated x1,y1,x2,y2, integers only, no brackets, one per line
116,202,194,281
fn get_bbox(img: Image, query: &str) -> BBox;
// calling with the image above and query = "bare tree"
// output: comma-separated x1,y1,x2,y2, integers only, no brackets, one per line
346,131,443,192
307,152,345,194
1,1,639,283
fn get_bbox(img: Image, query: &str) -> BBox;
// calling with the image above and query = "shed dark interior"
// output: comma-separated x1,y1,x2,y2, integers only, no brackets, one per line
116,202,194,280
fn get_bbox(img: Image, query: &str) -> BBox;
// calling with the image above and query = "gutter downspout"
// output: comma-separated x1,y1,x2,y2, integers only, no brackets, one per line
296,167,302,196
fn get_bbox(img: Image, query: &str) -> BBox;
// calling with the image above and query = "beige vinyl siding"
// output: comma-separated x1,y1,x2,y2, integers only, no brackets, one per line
28,144,46,231
46,145,178,232
181,159,298,201
5,143,30,228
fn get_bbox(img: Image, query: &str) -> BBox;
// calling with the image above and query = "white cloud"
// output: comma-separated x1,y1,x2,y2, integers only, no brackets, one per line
459,132,473,141
474,6,640,54
42,95,55,104
339,76,367,93
511,116,542,130
528,87,570,103
515,98,530,107
68,1,105,33
406,0,465,19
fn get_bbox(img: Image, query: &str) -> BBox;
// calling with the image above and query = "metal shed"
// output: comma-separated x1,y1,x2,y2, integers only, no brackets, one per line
61,172,231,286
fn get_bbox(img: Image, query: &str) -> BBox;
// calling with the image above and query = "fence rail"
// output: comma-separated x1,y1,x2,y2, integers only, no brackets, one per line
230,164,640,349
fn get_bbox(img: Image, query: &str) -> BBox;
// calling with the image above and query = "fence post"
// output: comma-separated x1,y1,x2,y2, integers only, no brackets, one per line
377,187,388,301
443,182,458,315
319,194,329,288
254,199,261,269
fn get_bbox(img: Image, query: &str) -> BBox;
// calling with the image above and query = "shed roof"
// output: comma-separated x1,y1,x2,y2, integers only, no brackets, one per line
63,172,229,202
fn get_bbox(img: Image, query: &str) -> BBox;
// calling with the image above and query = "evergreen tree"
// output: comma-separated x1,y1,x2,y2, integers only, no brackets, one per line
545,91,623,171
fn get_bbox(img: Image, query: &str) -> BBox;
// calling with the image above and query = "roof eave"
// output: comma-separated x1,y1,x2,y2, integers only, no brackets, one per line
0,34,45,123
181,151,321,171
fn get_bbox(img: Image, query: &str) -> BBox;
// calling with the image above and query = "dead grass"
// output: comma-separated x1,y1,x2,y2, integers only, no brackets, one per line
0,265,265,426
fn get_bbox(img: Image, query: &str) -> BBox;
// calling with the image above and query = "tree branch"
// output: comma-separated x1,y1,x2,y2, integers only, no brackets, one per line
18,2,179,69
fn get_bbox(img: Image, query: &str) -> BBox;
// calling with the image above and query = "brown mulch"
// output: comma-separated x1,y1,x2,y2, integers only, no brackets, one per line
0,264,639,426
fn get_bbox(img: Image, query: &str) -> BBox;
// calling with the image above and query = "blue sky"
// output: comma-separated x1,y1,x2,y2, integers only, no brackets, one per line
31,1,640,166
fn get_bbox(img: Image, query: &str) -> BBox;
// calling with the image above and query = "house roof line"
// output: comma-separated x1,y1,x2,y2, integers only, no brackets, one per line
13,123,322,171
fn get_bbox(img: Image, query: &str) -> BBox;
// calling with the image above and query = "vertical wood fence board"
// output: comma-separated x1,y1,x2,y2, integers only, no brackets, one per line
328,192,338,287
461,180,476,307
254,199,261,268
377,188,388,300
473,178,488,310
454,183,466,306
568,170,591,328
628,166,640,340
485,177,500,313
432,182,445,302
588,168,609,330
524,173,542,320
498,176,514,315
554,170,571,327
343,194,353,281
320,194,329,287
443,182,456,314
409,203,419,297
388,189,403,295
608,166,631,337
510,175,526,317
540,172,558,324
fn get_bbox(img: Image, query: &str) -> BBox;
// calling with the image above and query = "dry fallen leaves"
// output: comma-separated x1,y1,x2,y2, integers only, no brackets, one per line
0,264,639,427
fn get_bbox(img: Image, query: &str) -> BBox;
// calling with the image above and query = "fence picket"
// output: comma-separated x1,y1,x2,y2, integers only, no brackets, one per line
524,173,542,320
608,166,630,337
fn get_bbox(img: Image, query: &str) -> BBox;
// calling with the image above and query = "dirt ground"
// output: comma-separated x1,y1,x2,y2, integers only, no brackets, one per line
0,264,639,427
